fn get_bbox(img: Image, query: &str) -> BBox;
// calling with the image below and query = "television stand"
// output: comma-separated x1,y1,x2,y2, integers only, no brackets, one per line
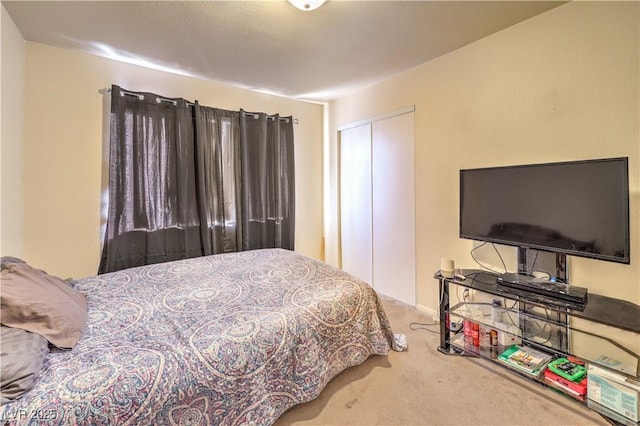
497,273,587,305
436,270,640,425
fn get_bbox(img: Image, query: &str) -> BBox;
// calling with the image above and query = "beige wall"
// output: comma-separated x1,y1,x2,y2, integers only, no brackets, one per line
328,0,639,331
4,1,638,350
16,42,323,278
1,5,26,257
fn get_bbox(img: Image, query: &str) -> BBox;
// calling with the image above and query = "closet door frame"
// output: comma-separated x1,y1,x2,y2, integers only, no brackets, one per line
338,105,416,306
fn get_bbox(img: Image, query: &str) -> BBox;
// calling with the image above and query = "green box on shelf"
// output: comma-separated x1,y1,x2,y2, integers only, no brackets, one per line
547,358,587,382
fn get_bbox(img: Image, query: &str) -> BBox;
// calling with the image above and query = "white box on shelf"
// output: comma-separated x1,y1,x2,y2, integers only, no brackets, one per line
587,363,640,422
495,323,522,346
594,355,637,376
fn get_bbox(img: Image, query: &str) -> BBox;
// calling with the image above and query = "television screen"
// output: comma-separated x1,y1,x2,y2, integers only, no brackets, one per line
460,157,630,264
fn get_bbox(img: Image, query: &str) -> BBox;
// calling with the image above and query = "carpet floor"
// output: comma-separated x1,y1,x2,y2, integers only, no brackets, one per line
275,296,607,425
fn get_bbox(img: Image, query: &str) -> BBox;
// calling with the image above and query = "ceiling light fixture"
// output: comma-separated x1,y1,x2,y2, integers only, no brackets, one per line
288,0,327,11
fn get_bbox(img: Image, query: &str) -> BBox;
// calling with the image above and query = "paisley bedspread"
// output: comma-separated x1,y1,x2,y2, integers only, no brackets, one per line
0,249,400,425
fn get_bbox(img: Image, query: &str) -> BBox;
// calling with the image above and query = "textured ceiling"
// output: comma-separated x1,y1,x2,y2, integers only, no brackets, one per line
3,1,565,102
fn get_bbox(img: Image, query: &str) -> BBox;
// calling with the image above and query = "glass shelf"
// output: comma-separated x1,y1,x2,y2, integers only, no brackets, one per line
448,270,640,333
437,271,640,425
448,301,639,380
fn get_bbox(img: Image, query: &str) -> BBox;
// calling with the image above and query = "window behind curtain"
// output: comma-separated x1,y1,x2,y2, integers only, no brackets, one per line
99,86,201,273
99,86,295,274
193,105,241,255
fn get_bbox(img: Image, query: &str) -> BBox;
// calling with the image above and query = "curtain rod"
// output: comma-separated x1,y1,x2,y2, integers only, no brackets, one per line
99,87,298,124
243,110,296,124
100,87,192,106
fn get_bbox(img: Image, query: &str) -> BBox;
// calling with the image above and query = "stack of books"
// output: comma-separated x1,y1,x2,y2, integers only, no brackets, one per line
498,344,553,377
543,357,588,401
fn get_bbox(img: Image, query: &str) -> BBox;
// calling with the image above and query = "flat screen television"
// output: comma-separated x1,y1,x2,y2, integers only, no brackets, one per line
460,157,631,272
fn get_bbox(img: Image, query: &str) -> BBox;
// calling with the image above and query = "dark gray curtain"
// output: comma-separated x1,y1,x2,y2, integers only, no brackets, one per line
99,86,295,274
239,110,295,250
193,104,242,254
99,85,201,273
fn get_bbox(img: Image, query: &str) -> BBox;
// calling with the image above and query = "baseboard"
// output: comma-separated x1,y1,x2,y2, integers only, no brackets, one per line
416,304,439,324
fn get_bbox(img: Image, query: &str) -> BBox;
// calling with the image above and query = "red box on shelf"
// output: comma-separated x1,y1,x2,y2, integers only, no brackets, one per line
544,368,587,396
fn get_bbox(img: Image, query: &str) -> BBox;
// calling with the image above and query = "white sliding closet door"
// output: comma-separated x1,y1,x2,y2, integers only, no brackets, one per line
372,112,415,306
339,108,415,306
339,123,373,284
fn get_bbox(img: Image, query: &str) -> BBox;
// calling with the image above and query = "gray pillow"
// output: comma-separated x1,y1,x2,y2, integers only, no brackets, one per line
0,257,26,271
0,263,88,349
0,326,50,405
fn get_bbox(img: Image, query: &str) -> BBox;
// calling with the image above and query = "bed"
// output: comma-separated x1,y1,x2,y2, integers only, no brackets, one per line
0,248,404,425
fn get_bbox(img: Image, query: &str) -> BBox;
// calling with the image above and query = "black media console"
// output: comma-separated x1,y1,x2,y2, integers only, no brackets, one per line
436,269,640,425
